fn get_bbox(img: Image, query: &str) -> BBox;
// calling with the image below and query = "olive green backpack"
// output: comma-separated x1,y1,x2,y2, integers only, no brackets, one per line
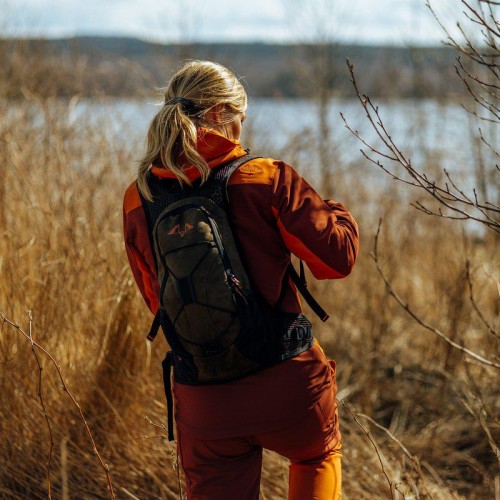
138,154,329,440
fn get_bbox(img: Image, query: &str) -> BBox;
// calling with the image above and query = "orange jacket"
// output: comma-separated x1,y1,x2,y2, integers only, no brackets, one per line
123,129,359,317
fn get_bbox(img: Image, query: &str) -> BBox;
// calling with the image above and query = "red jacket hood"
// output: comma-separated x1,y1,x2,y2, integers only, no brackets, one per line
151,128,248,182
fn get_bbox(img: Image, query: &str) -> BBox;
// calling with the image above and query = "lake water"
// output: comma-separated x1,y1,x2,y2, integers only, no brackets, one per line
66,97,496,177
4,96,498,203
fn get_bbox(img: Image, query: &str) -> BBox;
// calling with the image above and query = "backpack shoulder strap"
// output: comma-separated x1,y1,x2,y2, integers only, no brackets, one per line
224,153,261,202
223,154,330,323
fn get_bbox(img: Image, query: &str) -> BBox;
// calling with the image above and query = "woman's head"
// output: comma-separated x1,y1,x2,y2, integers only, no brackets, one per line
137,60,247,199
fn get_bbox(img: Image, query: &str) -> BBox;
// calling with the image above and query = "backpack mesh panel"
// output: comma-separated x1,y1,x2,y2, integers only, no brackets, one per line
143,164,232,225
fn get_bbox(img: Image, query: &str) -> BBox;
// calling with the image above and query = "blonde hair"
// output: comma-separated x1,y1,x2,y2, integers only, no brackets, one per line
137,60,247,200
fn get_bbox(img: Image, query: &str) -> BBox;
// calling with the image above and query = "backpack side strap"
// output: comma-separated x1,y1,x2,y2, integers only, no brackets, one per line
146,310,162,342
288,262,330,322
161,351,175,441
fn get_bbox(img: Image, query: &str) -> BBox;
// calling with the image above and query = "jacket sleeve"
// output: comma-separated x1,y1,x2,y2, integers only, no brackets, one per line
123,186,160,315
271,161,359,279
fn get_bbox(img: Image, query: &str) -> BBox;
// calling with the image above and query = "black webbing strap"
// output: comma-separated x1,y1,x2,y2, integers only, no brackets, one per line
288,262,330,322
147,310,162,342
161,351,175,441
200,206,233,277
224,154,261,203
299,260,306,284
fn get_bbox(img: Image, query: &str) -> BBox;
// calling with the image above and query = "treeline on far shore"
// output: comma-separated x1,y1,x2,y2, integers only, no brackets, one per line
1,36,463,99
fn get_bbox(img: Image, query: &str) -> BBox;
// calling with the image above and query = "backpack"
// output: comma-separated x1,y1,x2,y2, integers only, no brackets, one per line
138,154,329,440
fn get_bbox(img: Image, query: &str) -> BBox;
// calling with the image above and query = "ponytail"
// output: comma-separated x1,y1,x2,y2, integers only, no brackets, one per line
137,101,209,200
137,61,247,201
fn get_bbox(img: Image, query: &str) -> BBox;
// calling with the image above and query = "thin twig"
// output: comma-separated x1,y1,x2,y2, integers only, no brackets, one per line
343,59,500,234
370,220,500,369
144,415,184,499
465,260,500,339
341,400,395,499
28,311,54,499
0,312,116,499
460,364,500,464
357,414,414,461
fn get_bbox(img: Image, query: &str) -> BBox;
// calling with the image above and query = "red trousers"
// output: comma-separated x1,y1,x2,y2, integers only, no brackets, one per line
175,352,341,499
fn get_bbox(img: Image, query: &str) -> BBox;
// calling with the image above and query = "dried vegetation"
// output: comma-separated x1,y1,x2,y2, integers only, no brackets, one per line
0,1,499,498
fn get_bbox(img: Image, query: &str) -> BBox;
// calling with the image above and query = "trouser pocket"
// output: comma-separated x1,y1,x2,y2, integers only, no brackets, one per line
317,358,338,431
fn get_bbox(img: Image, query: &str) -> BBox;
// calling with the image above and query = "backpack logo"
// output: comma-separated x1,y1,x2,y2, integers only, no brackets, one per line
168,223,193,237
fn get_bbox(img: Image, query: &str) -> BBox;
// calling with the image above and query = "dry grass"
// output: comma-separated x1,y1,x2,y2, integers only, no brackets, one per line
0,95,498,499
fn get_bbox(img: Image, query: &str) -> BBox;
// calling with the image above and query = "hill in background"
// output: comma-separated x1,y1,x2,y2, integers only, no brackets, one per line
0,36,460,99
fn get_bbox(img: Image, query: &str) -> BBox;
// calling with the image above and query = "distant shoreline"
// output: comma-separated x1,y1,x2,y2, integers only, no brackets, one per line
0,36,462,99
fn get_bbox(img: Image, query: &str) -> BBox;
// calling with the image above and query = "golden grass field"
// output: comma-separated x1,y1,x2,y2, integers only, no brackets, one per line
0,92,498,500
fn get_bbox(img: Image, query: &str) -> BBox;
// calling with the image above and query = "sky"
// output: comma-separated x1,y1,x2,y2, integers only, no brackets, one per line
2,0,467,46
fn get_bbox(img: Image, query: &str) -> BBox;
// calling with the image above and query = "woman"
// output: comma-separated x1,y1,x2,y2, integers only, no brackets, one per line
123,60,359,499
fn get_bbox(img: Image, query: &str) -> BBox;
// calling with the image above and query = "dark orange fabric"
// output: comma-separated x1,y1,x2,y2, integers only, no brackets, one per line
177,433,342,500
271,162,358,279
123,181,142,214
123,182,160,314
173,341,335,439
176,347,341,499
275,214,346,280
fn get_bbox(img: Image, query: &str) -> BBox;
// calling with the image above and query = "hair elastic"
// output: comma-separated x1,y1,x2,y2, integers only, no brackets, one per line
165,97,198,114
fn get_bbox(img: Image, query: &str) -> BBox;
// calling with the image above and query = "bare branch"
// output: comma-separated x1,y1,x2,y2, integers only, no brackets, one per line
465,260,500,338
341,401,395,499
0,312,116,499
458,364,500,464
343,59,500,233
456,65,500,120
463,1,500,38
457,57,500,90
359,414,412,458
479,127,500,156
28,311,54,499
370,220,500,369
144,415,184,498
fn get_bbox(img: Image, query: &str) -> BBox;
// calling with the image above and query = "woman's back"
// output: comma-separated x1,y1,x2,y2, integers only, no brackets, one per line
124,129,358,318
124,127,358,439
123,60,358,499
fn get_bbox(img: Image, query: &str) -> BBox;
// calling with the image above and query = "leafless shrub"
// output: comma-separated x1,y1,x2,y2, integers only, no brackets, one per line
338,2,499,497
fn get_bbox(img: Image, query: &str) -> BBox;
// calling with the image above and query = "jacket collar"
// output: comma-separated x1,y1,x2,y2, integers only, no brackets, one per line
151,128,248,181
